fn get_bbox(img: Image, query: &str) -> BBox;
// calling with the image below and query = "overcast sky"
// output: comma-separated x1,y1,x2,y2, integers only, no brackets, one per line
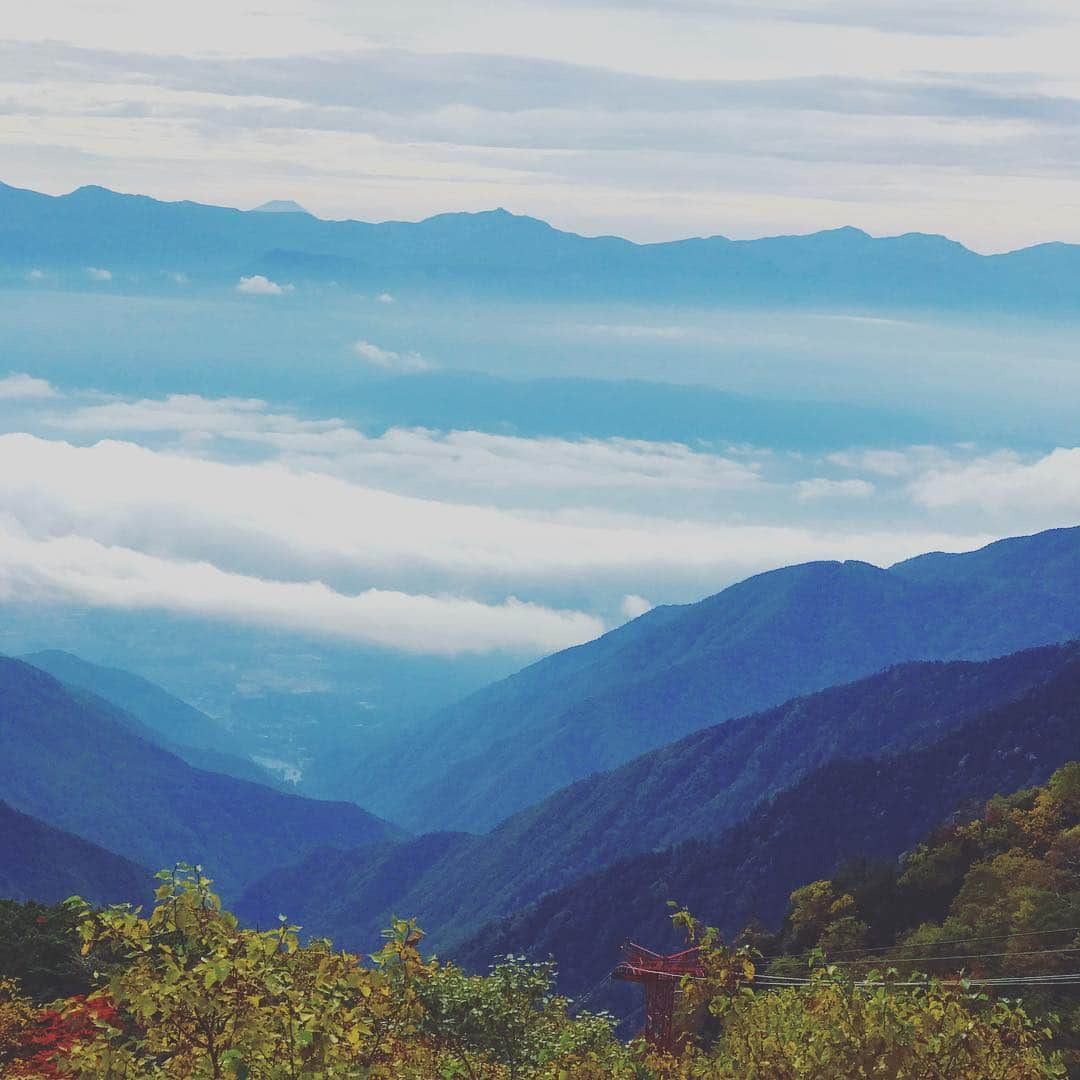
5,0,1080,249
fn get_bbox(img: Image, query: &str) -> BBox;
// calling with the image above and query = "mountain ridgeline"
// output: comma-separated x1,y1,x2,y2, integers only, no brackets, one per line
235,639,1080,959
7,523,1080,1041
7,179,1080,310
0,658,402,899
22,650,286,790
0,799,149,909
457,642,1080,1009
354,525,1080,832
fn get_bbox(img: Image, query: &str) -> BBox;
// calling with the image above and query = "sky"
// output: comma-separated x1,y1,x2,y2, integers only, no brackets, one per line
5,0,1080,249
4,3,1080,674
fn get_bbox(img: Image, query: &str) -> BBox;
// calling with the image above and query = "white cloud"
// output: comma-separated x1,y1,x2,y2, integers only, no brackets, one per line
352,339,433,372
796,476,875,501
5,7,1080,252
0,523,603,656
827,446,947,477
376,292,395,304
25,268,45,282
0,431,988,628
322,427,764,495
621,593,653,619
812,313,908,326
583,323,689,340
910,447,1080,527
46,394,764,496
0,373,58,400
170,271,189,284
237,274,293,295
0,389,1027,658
86,266,112,281
57,393,322,438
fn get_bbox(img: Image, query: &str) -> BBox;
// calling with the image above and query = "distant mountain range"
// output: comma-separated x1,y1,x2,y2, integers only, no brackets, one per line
0,658,402,899
22,650,285,790
5,180,1080,310
8,523,1080,1030
355,526,1080,832
459,642,1080,1006
235,640,1080,957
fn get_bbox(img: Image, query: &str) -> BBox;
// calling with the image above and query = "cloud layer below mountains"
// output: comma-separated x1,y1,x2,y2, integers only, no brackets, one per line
2,377,1077,656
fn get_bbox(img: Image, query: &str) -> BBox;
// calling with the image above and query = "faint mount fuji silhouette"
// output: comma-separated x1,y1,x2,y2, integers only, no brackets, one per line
252,199,310,214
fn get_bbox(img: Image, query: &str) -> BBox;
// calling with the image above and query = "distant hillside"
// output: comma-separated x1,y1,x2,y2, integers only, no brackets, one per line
24,649,232,752
366,525,1080,832
7,180,1080,310
235,832,470,944
0,799,149,908
23,650,283,789
237,641,1080,957
0,658,403,898
459,647,1080,1002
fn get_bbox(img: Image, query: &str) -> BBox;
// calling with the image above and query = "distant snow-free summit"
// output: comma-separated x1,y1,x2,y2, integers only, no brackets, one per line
4,179,1080,312
252,199,310,215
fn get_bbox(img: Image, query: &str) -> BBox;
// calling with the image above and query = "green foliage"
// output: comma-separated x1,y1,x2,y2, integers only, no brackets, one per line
418,956,620,1077
9,866,628,1078
664,909,1063,1078
760,763,1080,1070
0,978,35,1071
1,860,1073,1076
695,968,1062,1079
0,899,90,1003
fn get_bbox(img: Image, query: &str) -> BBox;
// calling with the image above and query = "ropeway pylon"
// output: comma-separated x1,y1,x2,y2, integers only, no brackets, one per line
613,942,704,1053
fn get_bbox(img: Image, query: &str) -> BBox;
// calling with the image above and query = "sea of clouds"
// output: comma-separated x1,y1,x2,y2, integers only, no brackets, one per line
3,371,1075,658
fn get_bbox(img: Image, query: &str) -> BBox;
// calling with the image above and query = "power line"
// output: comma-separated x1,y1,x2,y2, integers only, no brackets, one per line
816,943,1080,967
569,972,613,1015
618,965,1080,989
755,975,1080,989
826,925,1080,957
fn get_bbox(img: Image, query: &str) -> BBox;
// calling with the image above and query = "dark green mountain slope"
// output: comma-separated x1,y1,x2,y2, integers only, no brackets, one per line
459,647,1080,1003
237,641,1080,956
369,526,1080,832
0,799,149,908
22,650,283,789
235,832,471,945
0,658,402,898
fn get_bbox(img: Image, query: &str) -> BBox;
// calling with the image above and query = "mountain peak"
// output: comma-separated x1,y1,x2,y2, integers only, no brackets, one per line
252,199,310,215
68,184,121,200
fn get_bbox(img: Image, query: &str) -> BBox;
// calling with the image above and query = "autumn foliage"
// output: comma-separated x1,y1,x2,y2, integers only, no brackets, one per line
12,756,1080,1080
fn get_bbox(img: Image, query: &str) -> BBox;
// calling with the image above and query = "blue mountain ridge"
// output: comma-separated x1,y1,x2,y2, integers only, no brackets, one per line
341,525,1080,833
3,180,1080,309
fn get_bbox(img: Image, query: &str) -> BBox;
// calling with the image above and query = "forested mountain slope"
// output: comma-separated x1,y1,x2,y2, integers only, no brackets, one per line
23,650,284,789
235,832,471,944
23,650,231,752
461,646,1080,1002
367,526,1080,831
0,658,402,898
0,800,149,908
238,641,1080,955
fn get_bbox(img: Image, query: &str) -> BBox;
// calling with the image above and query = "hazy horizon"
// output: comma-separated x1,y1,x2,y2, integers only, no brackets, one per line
7,1,1080,253
5,176,1072,255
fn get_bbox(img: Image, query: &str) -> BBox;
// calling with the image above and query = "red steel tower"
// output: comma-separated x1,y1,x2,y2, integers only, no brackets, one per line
613,942,704,1053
